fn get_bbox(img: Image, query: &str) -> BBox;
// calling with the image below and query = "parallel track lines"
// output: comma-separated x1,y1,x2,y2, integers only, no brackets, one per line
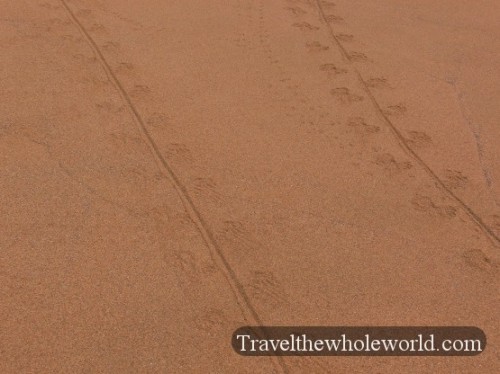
58,1,288,371
314,0,500,248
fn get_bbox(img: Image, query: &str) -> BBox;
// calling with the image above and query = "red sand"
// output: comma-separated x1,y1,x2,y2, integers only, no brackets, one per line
1,0,499,372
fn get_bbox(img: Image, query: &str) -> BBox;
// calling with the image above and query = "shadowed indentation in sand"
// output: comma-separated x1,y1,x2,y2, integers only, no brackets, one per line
347,117,380,134
406,130,432,148
292,22,320,31
375,153,413,173
330,87,364,103
306,41,330,52
319,63,347,75
411,194,457,218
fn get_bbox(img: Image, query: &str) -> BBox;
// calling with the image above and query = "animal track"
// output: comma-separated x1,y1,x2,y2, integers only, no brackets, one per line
305,120,338,135
462,249,497,273
192,177,216,190
348,51,369,62
173,250,215,282
325,15,344,23
0,122,15,138
130,84,151,97
284,6,307,16
406,131,432,148
383,104,407,116
61,34,82,43
306,41,329,52
101,41,120,52
191,177,223,204
319,63,347,75
108,10,144,30
320,0,336,7
220,220,246,235
411,195,457,218
443,169,468,189
330,87,364,103
365,77,390,89
115,62,134,74
165,143,193,163
375,153,412,173
67,29,84,39
247,271,287,307
292,22,319,31
95,101,123,113
216,220,261,253
335,33,354,42
347,117,380,134
88,23,107,33
73,53,97,64
233,34,250,48
146,113,169,128
174,250,197,278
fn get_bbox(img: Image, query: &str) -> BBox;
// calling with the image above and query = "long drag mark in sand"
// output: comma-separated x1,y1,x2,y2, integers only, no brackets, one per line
57,1,287,372
314,0,500,248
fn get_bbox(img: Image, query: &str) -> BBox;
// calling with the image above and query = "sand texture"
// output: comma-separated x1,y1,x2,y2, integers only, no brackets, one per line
1,0,499,372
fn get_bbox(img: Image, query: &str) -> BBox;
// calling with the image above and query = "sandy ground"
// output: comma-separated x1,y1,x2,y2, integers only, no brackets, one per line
1,0,499,372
